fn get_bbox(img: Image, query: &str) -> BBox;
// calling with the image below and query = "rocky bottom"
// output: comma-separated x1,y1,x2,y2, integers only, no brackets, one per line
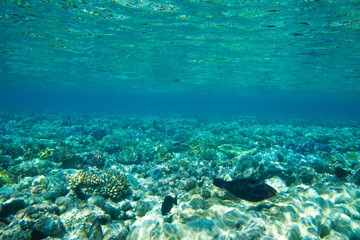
0,113,359,239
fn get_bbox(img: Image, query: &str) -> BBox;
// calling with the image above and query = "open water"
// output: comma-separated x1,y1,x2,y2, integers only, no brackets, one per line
1,0,360,116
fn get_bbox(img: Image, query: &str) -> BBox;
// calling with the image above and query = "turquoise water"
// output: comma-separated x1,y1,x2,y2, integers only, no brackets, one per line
2,2,360,239
1,0,360,116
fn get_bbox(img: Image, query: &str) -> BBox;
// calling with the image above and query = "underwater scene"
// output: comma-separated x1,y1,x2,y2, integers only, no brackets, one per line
1,0,360,239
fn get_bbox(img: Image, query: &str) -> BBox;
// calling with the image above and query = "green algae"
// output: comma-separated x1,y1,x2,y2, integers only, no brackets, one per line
0,167,15,187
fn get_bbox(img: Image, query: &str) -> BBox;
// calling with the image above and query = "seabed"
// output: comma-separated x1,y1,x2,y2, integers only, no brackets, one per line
0,112,359,240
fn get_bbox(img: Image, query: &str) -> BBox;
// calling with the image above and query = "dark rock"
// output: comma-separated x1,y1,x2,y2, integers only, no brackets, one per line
354,170,360,185
103,204,119,220
0,198,28,217
88,196,105,209
33,215,64,237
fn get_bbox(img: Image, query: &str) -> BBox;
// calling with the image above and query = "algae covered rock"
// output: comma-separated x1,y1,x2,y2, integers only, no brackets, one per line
135,200,152,217
233,154,260,178
60,203,115,238
9,159,60,178
0,175,68,202
88,196,106,209
0,167,15,188
16,202,64,238
55,196,72,214
67,170,130,200
354,170,360,185
0,223,32,240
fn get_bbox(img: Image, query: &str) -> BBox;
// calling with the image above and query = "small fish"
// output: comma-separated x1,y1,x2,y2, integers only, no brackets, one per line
213,178,277,202
88,220,103,240
161,195,177,216
335,167,351,178
171,142,190,153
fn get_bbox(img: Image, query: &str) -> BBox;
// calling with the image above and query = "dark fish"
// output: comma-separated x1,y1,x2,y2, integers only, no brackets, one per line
213,178,277,202
335,167,351,178
88,220,103,240
161,195,177,216
171,142,190,153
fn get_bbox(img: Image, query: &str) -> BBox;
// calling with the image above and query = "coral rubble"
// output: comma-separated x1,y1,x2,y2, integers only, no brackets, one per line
0,113,360,239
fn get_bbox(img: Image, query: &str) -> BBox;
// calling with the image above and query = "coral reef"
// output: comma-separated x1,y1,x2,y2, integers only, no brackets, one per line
1,113,360,239
0,175,68,203
0,167,14,188
16,202,64,238
83,150,106,168
67,170,130,200
53,150,83,169
115,148,143,165
91,126,110,141
0,140,25,159
9,159,60,179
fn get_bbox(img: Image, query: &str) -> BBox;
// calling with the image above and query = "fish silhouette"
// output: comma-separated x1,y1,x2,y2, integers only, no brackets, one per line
161,195,177,216
213,178,277,202
335,167,351,178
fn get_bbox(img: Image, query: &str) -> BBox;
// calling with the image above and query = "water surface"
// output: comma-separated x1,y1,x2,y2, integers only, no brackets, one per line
0,0,359,115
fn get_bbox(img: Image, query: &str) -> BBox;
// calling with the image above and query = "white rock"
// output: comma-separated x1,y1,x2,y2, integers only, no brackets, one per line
285,223,301,240
266,175,288,192
333,192,353,205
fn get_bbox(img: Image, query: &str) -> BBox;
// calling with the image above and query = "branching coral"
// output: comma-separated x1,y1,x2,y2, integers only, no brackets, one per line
91,127,110,141
67,170,130,200
116,148,142,165
83,150,106,168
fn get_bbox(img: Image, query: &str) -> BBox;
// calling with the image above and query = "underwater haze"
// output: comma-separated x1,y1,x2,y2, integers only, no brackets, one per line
2,1,360,240
1,0,360,116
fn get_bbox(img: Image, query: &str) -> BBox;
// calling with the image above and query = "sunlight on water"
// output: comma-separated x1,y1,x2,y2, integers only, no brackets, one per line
1,0,360,98
1,2,360,239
